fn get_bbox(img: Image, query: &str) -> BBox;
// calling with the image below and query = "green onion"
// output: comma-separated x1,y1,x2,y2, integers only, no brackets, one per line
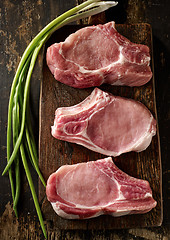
20,142,47,239
13,102,20,217
3,0,118,238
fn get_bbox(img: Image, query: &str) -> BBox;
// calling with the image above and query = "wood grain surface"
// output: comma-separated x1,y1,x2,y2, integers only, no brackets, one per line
39,23,162,230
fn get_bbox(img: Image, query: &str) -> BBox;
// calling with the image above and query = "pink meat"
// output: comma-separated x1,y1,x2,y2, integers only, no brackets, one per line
51,88,156,157
46,157,157,219
46,22,152,88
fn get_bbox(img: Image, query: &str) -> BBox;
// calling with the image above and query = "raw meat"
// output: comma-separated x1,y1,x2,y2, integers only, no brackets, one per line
51,88,156,157
46,22,152,88
46,157,157,219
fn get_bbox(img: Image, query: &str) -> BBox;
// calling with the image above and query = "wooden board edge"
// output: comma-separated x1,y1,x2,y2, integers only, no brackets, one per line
150,25,163,226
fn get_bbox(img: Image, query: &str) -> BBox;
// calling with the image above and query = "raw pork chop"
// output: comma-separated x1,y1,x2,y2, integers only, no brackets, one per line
46,22,152,88
46,157,157,219
51,88,156,156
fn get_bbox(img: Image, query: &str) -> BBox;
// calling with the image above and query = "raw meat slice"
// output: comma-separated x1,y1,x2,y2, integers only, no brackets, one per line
51,88,156,157
46,22,152,88
46,157,157,219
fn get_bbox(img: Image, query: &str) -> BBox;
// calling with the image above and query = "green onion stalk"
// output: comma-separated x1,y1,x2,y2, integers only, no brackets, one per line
2,0,118,238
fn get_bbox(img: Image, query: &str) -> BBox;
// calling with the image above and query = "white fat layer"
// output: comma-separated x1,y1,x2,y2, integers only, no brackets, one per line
54,88,109,116
52,203,104,219
51,203,141,219
131,116,155,152
51,203,79,219
51,202,133,219
144,192,152,198
111,210,131,217
111,79,124,85
59,45,63,55
78,66,94,74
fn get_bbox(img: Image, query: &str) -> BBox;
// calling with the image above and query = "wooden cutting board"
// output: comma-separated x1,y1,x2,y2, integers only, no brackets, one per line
39,23,162,229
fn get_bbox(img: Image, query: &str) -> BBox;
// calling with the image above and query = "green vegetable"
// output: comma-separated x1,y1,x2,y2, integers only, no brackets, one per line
2,0,118,238
20,142,47,238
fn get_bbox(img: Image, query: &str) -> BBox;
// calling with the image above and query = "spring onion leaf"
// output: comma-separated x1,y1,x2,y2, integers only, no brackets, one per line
20,142,47,239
